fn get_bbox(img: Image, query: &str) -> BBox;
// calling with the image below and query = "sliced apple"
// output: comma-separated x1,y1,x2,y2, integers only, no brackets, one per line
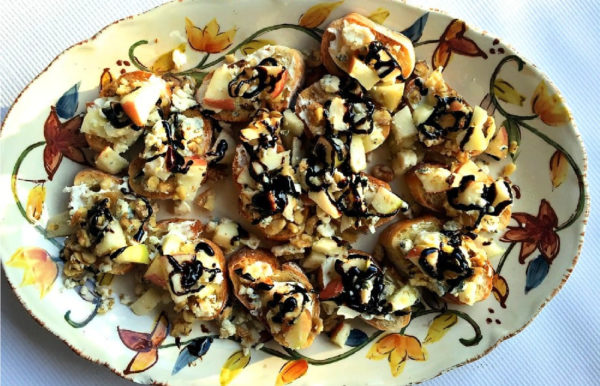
95,146,129,174
330,321,352,348
309,190,341,219
349,135,367,173
391,106,417,144
114,244,150,264
120,77,165,126
359,125,386,153
369,82,405,112
270,70,288,99
313,238,344,255
457,106,494,152
176,157,208,200
144,256,167,288
370,186,406,215
328,97,348,132
130,286,163,315
415,167,452,193
412,103,435,125
203,66,236,110
348,56,380,90
94,219,127,256
484,125,508,160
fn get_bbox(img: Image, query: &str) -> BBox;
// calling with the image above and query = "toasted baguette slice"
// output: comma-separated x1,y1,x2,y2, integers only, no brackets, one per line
144,219,228,320
197,45,305,122
295,75,391,150
231,110,306,241
228,248,322,349
379,217,494,305
406,162,512,232
128,111,212,201
321,13,415,84
317,248,415,331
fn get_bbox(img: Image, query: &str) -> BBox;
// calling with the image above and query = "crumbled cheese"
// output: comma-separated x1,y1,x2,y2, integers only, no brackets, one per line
143,157,171,181
320,75,341,93
171,84,198,112
172,48,187,70
179,115,205,141
341,20,375,51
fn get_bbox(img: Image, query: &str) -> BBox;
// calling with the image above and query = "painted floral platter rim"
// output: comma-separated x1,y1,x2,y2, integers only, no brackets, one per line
0,0,589,384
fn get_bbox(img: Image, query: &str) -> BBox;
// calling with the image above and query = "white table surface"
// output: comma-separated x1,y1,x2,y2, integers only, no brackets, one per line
1,0,599,384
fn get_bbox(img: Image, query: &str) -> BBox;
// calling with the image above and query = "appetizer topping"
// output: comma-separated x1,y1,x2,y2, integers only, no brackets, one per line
319,250,417,321
228,57,287,99
405,63,497,158
403,228,492,305
205,218,260,253
237,110,305,237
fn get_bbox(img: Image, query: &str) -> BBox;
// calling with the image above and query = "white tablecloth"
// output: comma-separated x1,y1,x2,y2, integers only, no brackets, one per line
1,0,599,384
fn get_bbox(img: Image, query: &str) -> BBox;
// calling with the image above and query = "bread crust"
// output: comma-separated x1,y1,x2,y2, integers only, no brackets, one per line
228,248,322,349
321,13,415,80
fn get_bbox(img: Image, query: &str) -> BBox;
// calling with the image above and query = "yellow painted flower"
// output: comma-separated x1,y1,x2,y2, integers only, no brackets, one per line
549,150,568,188
492,273,509,308
7,247,58,298
275,359,308,386
531,80,570,126
26,185,46,222
368,8,390,24
298,1,344,28
220,350,251,386
367,334,427,377
424,312,457,344
185,18,237,53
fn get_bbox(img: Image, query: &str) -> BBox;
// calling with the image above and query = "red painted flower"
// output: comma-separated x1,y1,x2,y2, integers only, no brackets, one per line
118,312,169,374
43,107,88,180
501,199,560,263
432,19,487,69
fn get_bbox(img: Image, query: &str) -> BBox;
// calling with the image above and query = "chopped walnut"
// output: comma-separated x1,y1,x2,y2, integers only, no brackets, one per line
371,164,394,182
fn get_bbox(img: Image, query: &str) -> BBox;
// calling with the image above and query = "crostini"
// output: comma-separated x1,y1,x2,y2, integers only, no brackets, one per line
228,248,323,350
232,109,306,241
400,61,505,161
128,109,212,209
61,169,157,278
313,240,418,331
379,216,494,305
82,71,173,174
142,219,229,323
321,12,415,112
197,45,305,122
406,160,513,232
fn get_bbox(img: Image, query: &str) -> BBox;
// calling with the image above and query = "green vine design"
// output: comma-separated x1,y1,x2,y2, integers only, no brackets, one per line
489,55,586,275
128,23,322,80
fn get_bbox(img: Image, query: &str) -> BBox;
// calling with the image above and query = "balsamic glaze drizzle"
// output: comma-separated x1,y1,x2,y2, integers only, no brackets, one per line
446,176,513,230
102,102,141,130
228,58,286,99
361,41,405,82
417,230,473,292
85,198,114,244
166,254,221,296
417,96,472,143
266,284,310,324
331,254,408,316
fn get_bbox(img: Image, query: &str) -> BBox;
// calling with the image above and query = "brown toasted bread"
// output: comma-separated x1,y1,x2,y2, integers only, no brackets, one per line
228,248,322,349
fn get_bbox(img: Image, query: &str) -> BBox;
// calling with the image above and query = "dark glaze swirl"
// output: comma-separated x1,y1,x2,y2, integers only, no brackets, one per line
417,96,472,143
266,284,311,324
241,114,300,223
228,58,286,99
417,230,474,292
331,254,408,316
143,113,194,175
85,198,114,244
119,184,154,243
102,102,142,130
361,41,406,82
446,176,513,230
166,251,221,296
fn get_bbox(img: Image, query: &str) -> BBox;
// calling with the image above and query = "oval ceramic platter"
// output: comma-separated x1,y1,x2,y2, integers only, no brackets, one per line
0,0,588,384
